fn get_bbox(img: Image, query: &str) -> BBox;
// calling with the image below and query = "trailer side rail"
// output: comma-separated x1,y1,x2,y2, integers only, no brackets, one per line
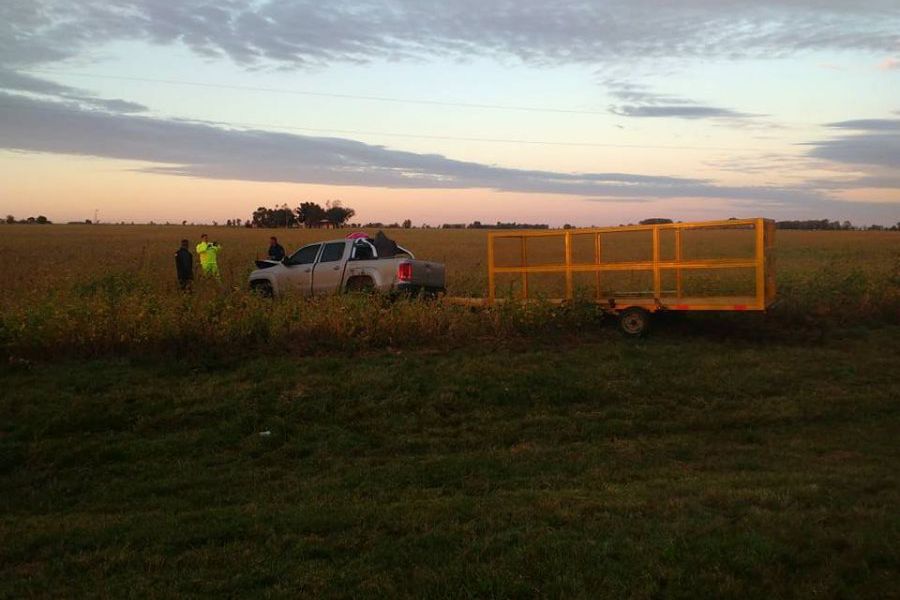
487,218,775,312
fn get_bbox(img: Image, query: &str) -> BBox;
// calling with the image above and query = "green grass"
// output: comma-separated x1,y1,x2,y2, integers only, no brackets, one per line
2,325,898,598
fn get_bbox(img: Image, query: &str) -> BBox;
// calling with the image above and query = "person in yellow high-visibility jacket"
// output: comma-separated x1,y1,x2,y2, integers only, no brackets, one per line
196,234,209,264
196,234,221,279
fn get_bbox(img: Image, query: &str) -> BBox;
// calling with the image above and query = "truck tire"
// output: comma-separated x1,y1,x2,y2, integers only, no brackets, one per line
346,276,375,294
619,307,652,337
250,280,273,298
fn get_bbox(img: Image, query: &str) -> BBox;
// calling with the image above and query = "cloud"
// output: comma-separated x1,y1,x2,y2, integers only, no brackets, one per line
0,68,77,95
704,153,819,177
601,78,761,121
610,105,756,119
600,79,693,105
0,67,147,113
804,119,900,169
0,2,881,125
793,118,900,201
0,92,823,204
67,96,147,113
810,174,900,190
806,134,900,169
2,1,898,71
826,118,900,131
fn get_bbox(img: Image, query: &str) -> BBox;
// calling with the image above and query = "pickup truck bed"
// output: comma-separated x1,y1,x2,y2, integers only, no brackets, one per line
248,236,445,297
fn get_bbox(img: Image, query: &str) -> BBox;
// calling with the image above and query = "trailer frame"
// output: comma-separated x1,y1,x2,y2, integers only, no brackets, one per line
485,218,776,325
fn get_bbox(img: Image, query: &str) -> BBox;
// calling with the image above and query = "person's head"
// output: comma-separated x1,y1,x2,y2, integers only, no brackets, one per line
201,233,208,242
269,236,278,246
180,239,189,249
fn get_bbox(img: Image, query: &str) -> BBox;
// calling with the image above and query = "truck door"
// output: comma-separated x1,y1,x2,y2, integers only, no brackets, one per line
312,241,349,295
279,243,321,295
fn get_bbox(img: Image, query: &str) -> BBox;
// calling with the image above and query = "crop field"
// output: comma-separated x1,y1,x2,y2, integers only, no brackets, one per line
1,224,899,597
1,224,898,358
2,224,900,299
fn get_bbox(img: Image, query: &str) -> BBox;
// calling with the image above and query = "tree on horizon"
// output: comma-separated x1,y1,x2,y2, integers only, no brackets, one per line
296,202,327,227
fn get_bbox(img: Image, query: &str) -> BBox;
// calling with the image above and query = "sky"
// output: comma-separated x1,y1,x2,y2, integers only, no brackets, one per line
0,1,898,226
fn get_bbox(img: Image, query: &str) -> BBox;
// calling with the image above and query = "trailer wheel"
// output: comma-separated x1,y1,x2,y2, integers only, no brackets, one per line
619,307,651,337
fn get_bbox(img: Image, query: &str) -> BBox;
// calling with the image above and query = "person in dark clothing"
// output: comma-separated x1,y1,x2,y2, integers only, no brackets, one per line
268,236,286,261
175,239,193,291
372,230,398,258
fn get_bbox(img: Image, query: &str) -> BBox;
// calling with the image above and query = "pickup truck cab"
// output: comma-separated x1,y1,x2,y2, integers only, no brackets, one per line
248,237,446,297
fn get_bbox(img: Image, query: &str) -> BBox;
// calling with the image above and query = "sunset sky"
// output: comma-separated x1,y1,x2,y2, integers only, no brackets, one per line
1,1,898,226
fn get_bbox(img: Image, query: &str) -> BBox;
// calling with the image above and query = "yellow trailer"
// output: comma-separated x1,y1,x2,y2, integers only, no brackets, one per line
478,218,776,335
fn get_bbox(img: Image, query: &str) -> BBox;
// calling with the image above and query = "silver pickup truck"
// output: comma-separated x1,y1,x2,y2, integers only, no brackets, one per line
248,236,446,297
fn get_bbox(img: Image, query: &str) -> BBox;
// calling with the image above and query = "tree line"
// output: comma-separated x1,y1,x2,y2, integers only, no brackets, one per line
4,215,51,224
231,216,897,231
776,219,900,231
249,201,356,228
5,211,898,231
442,221,550,230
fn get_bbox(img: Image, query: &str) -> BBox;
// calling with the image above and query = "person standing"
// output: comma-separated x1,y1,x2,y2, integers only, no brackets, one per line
373,230,398,258
196,234,221,279
175,239,193,291
268,236,285,261
196,234,210,268
203,240,222,279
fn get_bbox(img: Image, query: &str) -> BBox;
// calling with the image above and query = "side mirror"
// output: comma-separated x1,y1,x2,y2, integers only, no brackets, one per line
281,257,292,266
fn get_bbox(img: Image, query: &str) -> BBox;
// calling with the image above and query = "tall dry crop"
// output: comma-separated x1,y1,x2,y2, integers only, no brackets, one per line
1,225,898,359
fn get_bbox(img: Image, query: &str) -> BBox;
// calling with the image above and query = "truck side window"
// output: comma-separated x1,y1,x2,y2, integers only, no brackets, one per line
288,244,320,265
319,242,345,263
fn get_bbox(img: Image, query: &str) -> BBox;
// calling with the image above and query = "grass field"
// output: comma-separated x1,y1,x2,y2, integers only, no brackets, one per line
1,225,899,597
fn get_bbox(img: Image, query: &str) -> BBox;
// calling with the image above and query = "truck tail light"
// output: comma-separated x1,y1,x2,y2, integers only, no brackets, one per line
397,262,413,281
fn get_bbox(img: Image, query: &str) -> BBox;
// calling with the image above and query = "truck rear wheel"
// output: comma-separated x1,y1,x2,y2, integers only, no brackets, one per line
619,307,652,337
346,277,375,294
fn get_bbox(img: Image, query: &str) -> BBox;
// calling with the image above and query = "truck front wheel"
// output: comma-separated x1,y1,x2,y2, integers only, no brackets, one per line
250,280,273,298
